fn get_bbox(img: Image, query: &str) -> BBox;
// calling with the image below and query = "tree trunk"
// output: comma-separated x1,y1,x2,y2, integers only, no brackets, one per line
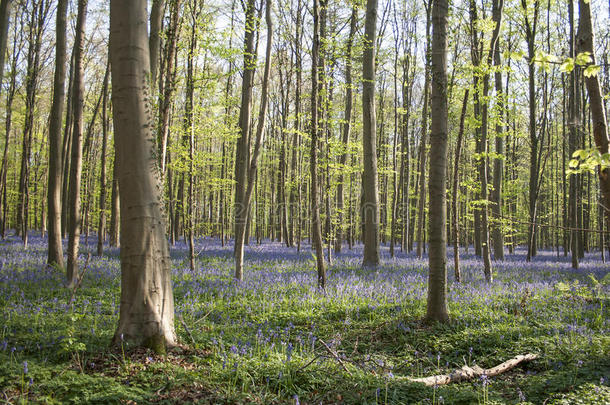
157,0,181,173
149,0,164,88
183,2,200,271
416,2,431,259
110,0,176,352
0,0,14,238
568,0,580,268
47,0,67,267
235,0,272,281
97,62,110,256
491,0,505,261
522,0,539,261
452,90,469,283
233,0,257,281
311,0,326,289
362,0,380,267
61,48,75,239
66,0,87,288
109,158,120,247
425,0,449,323
577,0,610,244
335,6,356,254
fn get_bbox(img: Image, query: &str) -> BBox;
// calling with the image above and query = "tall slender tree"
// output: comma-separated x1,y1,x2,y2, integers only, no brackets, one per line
233,0,257,281
234,0,273,281
311,0,326,288
425,0,449,323
335,7,357,253
362,0,380,267
47,0,68,268
96,62,110,257
66,0,87,288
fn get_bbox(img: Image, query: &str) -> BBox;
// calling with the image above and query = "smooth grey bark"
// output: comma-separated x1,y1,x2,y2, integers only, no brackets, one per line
66,0,87,288
60,48,75,239
0,0,11,85
234,0,272,281
425,0,449,323
0,13,20,238
334,9,357,254
110,0,176,352
157,0,182,173
47,0,67,268
490,0,505,261
183,1,201,271
97,63,110,256
289,0,303,250
311,0,326,288
149,0,165,87
0,0,12,238
416,1,431,259
109,158,120,247
577,0,610,241
18,0,48,245
477,0,503,282
568,0,579,269
522,0,540,261
452,89,469,283
362,0,380,267
233,0,256,281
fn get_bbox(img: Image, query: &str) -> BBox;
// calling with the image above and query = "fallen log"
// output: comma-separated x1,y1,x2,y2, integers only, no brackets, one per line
406,353,538,386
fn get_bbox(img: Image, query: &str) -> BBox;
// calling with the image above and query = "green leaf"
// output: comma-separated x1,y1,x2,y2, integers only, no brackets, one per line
584,65,601,78
575,52,593,66
559,58,574,73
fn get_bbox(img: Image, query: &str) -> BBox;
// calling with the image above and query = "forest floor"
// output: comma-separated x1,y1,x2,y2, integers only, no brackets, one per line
0,234,609,404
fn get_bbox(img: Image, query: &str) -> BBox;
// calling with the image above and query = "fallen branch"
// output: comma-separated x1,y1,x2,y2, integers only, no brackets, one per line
406,353,538,386
318,339,352,376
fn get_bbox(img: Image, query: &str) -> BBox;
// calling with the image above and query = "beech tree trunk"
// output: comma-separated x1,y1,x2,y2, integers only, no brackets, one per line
149,0,164,88
452,89,469,283
96,63,110,256
109,159,120,247
522,0,540,261
233,0,256,281
491,0,505,261
335,6,356,254
66,0,87,287
47,0,67,267
110,0,176,352
362,0,380,267
0,12,19,239
234,0,272,281
568,0,580,269
18,0,48,246
577,0,610,241
311,0,326,289
416,2,431,259
425,0,449,323
157,0,182,174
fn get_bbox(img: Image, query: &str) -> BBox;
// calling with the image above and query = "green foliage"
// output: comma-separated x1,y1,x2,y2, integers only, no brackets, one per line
566,148,610,176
